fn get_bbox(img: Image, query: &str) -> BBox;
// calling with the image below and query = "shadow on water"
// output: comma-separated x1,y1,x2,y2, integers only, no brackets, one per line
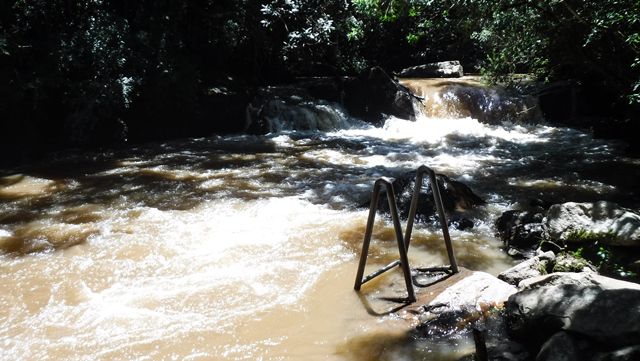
336,330,473,361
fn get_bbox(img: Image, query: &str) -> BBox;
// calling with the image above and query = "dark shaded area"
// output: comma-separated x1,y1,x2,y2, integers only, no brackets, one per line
1,0,639,166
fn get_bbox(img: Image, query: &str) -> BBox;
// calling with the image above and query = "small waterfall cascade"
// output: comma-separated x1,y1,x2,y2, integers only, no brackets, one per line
402,77,543,124
247,85,357,133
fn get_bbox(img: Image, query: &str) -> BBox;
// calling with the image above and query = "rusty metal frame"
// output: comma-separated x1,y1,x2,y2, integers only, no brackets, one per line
353,166,459,303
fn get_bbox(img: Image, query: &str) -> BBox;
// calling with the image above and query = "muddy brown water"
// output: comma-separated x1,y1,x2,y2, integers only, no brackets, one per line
1,79,639,360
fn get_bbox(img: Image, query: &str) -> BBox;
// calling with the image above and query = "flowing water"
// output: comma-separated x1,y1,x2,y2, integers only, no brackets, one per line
1,79,639,360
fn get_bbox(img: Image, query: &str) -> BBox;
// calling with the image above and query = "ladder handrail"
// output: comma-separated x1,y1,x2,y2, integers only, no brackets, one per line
353,165,459,303
404,165,458,273
353,177,415,301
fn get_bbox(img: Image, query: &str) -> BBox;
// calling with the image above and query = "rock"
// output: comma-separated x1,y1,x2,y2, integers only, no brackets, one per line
398,60,464,78
535,331,588,361
498,251,555,286
592,345,640,361
414,271,517,338
448,217,475,231
343,66,418,124
377,171,485,224
247,86,352,133
506,272,640,348
496,210,548,258
487,340,531,361
551,253,596,274
546,201,640,246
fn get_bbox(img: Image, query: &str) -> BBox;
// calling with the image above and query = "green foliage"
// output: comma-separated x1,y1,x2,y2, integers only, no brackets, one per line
471,0,640,105
565,230,616,244
564,242,639,282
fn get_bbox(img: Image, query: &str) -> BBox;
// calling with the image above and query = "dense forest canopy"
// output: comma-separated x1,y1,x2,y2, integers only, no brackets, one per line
1,0,639,164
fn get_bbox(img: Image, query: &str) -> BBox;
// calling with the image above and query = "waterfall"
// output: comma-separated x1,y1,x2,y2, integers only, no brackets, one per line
402,77,543,124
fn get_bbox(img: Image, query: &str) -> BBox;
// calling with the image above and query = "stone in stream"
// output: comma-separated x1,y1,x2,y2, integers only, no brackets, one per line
343,66,418,124
496,208,548,258
391,269,517,337
376,171,485,229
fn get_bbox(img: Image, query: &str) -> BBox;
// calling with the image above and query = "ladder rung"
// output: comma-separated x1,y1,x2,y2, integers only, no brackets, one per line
361,260,401,285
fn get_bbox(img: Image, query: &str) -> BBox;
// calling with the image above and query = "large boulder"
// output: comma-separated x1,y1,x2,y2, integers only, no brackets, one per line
398,60,464,78
343,66,418,124
546,201,640,246
505,272,640,349
377,171,485,228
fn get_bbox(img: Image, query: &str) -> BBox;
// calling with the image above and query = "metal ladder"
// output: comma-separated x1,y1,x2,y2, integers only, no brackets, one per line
353,165,459,303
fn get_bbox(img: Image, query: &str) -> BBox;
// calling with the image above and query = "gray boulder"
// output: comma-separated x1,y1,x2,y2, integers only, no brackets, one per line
546,201,640,246
413,271,517,338
398,60,464,78
498,251,555,286
536,331,588,361
506,272,640,348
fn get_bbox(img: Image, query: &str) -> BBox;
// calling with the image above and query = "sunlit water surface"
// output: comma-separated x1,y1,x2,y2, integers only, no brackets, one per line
1,95,639,360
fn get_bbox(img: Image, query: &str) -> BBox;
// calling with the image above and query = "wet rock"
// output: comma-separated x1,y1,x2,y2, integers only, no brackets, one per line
546,201,640,246
498,251,555,286
505,272,640,348
378,171,485,225
343,66,418,124
398,60,464,78
414,271,517,338
247,86,352,133
448,217,475,231
496,210,548,258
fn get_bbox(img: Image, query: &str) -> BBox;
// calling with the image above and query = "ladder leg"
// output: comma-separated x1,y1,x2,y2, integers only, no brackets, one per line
427,169,459,273
386,183,416,302
354,182,381,290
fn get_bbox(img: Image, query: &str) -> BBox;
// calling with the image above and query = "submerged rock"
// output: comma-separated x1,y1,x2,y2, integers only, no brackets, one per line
398,60,464,78
546,201,640,246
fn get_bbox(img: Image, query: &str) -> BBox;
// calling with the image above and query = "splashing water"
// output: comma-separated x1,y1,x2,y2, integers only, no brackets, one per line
1,91,639,360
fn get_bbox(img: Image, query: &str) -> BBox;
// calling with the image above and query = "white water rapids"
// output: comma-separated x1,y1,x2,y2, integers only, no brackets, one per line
1,81,639,360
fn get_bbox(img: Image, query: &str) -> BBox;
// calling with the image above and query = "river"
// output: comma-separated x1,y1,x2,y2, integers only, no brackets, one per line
1,79,639,360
